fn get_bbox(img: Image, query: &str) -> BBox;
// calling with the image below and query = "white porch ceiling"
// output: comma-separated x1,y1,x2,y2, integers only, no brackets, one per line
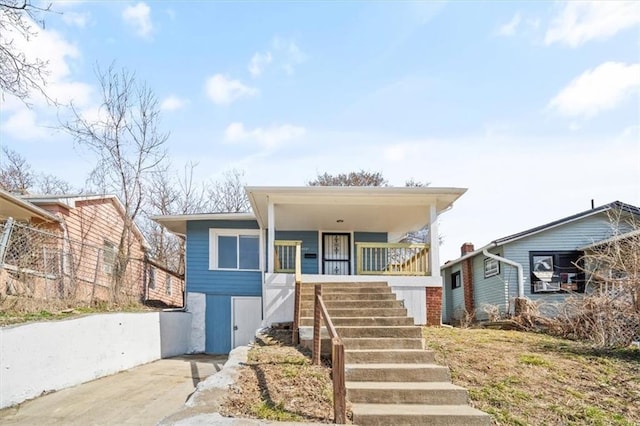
247,186,467,233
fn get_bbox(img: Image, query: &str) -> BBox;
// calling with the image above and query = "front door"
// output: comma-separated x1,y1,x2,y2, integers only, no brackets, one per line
322,233,351,275
232,297,262,348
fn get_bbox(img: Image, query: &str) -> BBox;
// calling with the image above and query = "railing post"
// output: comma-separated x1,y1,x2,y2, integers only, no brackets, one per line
312,284,322,365
0,217,15,266
332,338,347,424
295,242,301,283
292,279,301,345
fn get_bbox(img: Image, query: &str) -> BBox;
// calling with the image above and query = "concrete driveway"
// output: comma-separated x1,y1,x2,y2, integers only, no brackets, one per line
0,354,227,426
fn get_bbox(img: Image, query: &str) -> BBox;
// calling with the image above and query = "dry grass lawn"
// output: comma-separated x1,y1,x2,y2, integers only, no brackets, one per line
220,330,336,423
219,327,639,425
425,327,640,425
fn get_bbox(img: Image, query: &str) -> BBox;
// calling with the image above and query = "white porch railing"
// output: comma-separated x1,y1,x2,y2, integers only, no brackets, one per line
356,242,430,276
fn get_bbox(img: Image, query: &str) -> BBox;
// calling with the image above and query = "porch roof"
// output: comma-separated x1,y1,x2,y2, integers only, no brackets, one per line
0,189,61,223
246,186,466,233
152,212,256,236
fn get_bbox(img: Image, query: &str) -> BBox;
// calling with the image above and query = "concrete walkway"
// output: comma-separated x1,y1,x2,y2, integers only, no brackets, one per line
0,355,227,426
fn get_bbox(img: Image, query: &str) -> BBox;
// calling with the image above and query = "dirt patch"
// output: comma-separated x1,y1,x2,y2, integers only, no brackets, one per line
425,327,640,425
219,329,338,423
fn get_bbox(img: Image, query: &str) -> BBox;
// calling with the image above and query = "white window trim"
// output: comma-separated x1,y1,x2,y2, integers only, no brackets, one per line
209,229,262,271
484,257,500,278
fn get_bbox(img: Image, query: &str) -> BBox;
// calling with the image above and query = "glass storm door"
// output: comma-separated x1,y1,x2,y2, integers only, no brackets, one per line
322,233,351,275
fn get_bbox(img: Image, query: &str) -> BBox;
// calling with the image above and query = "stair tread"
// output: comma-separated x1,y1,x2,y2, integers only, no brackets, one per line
351,403,490,416
347,381,465,390
346,363,447,369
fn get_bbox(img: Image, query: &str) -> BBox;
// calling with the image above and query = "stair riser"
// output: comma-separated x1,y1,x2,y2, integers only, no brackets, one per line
337,327,423,338
352,414,491,426
300,293,397,301
346,367,450,382
342,338,424,350
300,287,392,294
345,351,435,364
347,388,469,405
299,317,414,327
302,282,388,288
299,308,408,318
300,300,404,309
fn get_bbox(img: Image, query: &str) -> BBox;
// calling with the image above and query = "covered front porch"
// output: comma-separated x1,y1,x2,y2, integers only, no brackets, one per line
246,186,466,326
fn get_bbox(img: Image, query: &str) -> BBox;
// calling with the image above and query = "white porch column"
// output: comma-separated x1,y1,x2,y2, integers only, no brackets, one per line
267,198,275,273
429,203,440,277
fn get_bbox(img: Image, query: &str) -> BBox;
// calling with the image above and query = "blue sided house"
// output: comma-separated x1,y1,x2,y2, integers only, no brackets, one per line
154,185,466,354
441,201,640,324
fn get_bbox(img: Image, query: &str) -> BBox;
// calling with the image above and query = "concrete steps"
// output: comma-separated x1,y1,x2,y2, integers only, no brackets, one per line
351,404,492,426
300,307,408,318
346,381,470,405
345,349,436,364
299,316,414,327
346,363,450,382
299,281,490,426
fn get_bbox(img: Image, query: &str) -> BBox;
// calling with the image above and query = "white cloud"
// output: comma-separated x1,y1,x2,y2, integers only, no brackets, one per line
122,2,153,40
248,52,273,77
2,108,51,140
205,74,258,105
160,95,188,111
496,13,521,36
548,62,640,118
545,1,640,47
225,122,306,149
0,14,92,109
62,11,90,28
272,37,307,75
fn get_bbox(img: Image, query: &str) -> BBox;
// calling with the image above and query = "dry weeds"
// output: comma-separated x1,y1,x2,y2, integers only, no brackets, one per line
219,329,337,423
425,327,640,425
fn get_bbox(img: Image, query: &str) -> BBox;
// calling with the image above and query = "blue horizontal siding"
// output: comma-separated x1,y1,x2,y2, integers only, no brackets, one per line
206,295,231,354
186,220,262,295
275,230,319,274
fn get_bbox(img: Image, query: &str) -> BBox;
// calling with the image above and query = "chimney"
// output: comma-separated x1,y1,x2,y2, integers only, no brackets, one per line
461,242,475,256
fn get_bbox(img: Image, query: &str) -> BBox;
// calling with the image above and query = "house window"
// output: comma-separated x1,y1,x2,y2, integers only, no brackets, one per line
530,251,584,293
451,271,461,289
209,229,260,270
484,257,500,278
103,240,116,275
148,266,156,289
165,275,172,295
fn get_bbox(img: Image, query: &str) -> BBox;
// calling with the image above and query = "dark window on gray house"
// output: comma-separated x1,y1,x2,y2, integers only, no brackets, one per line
530,251,584,293
451,271,461,289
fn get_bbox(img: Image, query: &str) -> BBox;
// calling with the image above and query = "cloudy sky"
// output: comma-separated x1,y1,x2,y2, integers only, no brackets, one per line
0,1,639,262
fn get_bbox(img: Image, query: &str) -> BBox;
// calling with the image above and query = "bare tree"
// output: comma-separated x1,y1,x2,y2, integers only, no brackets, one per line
405,178,430,187
308,170,388,186
35,173,73,194
0,146,34,193
62,64,168,302
208,168,250,213
0,0,52,103
144,162,207,273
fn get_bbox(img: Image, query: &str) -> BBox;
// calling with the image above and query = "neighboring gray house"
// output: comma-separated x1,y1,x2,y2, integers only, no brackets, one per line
441,201,640,323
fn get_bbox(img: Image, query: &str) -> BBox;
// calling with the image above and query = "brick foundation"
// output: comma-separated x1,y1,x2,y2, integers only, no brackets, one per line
425,287,442,326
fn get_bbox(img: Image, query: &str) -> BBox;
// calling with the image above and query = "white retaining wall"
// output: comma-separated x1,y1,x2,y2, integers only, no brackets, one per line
263,273,433,325
0,311,191,409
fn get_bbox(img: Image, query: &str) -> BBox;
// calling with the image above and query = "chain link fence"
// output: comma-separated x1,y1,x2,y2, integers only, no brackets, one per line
0,218,183,307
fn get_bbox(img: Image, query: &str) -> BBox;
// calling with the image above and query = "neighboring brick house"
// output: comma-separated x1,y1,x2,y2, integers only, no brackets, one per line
0,189,183,307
